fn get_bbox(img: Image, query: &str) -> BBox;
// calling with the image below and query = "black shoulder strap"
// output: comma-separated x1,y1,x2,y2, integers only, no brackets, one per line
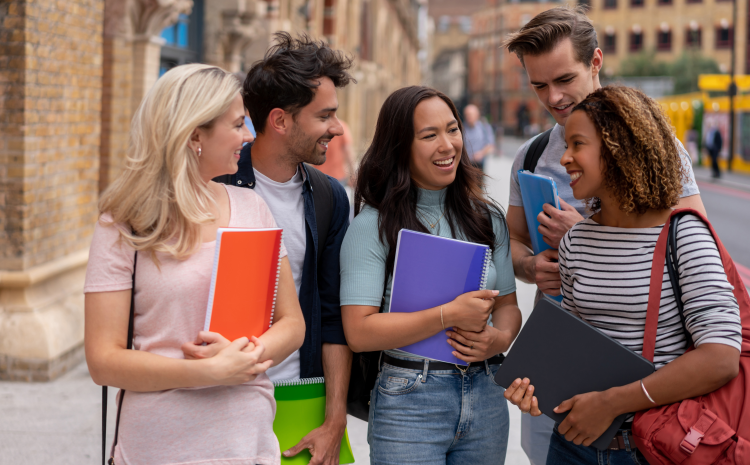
103,250,137,465
523,128,553,173
305,164,334,265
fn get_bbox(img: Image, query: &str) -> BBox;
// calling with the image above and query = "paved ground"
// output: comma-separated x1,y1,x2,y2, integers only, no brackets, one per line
3,137,748,465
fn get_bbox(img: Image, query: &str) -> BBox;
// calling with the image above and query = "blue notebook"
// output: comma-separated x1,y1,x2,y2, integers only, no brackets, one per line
518,170,563,302
389,229,493,365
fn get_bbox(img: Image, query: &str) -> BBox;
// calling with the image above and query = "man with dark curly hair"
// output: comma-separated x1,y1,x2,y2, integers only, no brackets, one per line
214,32,354,465
502,6,707,464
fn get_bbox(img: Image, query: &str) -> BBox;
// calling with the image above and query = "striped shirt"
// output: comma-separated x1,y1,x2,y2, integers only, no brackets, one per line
558,215,742,370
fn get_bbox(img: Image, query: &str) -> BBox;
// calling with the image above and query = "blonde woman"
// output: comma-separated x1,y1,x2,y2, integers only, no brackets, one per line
85,64,305,465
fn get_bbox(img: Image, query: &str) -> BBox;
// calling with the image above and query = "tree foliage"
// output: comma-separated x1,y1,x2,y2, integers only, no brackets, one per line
617,49,722,95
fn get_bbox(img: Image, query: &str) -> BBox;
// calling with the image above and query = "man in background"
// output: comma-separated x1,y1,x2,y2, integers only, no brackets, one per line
463,104,495,171
706,123,723,178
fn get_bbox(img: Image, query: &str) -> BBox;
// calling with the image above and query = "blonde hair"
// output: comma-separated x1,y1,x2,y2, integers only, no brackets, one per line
99,64,241,259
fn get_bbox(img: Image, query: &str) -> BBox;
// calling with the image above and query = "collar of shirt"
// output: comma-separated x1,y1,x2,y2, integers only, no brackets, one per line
233,143,310,190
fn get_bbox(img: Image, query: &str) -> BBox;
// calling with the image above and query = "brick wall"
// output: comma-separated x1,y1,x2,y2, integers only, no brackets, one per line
0,0,104,271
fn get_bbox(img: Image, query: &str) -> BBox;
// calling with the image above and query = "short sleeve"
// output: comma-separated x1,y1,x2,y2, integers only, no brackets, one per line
491,212,516,296
340,207,389,307
508,138,534,208
226,185,288,259
84,214,136,294
676,138,700,198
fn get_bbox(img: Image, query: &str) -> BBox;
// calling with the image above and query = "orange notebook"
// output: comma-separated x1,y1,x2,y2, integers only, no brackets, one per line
203,228,283,342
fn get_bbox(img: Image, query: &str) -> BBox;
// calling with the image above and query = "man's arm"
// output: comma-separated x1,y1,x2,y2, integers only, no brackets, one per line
507,205,562,296
284,178,351,465
676,194,707,217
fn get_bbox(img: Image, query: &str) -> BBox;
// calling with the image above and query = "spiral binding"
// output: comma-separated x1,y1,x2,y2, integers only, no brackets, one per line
479,247,492,290
273,376,325,387
270,230,283,329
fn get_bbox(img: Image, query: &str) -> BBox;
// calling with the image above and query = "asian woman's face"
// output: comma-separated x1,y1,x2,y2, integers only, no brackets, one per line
560,110,605,200
409,97,463,191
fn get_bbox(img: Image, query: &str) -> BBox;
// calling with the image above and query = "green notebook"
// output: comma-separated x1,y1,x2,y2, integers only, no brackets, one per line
273,377,356,464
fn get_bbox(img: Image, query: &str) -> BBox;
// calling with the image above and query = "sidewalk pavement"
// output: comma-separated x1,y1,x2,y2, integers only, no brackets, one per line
0,145,537,465
693,164,750,193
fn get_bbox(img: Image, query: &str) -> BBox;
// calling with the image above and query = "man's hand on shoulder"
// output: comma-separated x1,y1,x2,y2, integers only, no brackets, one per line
283,417,347,465
538,198,583,249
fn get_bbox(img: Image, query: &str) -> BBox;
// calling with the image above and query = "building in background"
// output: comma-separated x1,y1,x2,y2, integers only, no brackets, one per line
426,0,486,109
586,0,747,77
0,0,423,381
468,0,562,134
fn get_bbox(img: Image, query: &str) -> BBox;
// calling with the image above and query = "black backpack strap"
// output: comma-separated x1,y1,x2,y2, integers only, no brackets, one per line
666,212,694,346
103,250,137,465
305,164,334,265
523,128,553,173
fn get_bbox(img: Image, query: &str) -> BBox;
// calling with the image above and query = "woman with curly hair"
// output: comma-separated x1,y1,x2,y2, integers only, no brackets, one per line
504,86,742,464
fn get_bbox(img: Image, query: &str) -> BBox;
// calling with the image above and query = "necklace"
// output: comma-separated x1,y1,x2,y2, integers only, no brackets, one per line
418,209,446,229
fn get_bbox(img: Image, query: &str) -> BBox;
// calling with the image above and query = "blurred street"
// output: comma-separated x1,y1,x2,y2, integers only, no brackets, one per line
1,136,748,465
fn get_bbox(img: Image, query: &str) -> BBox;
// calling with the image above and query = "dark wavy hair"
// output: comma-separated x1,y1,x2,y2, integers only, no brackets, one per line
355,86,506,277
571,86,686,214
242,32,355,133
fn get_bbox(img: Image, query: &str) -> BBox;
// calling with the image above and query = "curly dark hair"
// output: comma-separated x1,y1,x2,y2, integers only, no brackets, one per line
571,86,686,215
242,32,355,133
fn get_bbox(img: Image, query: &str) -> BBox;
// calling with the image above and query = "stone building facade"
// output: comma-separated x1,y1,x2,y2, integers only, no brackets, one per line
0,0,423,381
586,0,748,77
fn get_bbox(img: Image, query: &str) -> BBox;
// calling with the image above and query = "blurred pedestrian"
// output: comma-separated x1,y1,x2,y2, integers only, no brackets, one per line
85,63,305,464
463,104,495,171
705,123,723,178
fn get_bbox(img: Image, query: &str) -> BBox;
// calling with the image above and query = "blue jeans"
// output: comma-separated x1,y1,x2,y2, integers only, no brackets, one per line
368,354,509,464
547,423,648,465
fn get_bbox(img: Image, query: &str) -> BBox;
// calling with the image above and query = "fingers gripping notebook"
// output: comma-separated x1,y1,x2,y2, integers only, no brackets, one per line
273,377,355,464
203,228,283,341
389,229,492,365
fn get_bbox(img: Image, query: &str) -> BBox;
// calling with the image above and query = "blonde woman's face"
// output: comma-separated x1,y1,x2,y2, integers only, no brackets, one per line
196,94,254,181
560,110,604,201
409,97,463,191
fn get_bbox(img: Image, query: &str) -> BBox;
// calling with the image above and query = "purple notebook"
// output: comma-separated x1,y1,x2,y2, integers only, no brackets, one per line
390,229,492,365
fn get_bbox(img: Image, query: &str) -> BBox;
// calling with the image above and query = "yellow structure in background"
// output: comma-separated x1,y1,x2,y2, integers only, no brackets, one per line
658,92,750,174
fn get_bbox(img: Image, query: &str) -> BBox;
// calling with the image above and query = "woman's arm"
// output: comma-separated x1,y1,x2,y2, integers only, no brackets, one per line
86,291,272,392
447,292,522,363
256,257,306,366
342,289,499,353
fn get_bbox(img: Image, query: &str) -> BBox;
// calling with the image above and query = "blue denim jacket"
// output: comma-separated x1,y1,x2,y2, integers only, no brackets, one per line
221,144,350,378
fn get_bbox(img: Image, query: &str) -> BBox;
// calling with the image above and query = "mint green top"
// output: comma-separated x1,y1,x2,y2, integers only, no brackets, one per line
340,188,516,331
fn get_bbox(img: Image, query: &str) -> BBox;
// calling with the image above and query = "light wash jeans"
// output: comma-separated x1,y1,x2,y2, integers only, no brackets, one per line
367,354,510,465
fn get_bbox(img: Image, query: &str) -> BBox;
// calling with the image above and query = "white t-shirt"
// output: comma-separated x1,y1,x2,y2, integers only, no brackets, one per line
252,166,307,381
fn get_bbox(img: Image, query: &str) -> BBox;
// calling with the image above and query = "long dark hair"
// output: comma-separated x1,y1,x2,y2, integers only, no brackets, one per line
355,86,505,277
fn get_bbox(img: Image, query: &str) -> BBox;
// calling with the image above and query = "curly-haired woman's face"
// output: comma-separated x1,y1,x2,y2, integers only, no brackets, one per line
409,97,463,191
561,110,605,201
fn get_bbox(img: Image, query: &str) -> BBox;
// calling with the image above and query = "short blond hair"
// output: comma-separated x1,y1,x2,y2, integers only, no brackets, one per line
99,64,241,259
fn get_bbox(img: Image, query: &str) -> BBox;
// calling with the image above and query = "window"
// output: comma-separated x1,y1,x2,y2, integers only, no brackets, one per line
630,31,644,52
686,0,701,3
604,0,617,9
459,16,472,34
603,33,617,53
438,16,450,33
657,30,672,51
658,0,672,5
686,27,702,47
159,0,204,76
631,0,644,7
716,26,733,49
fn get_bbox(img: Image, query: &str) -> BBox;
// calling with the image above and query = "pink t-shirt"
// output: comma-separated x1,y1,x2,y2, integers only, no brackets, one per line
85,185,288,465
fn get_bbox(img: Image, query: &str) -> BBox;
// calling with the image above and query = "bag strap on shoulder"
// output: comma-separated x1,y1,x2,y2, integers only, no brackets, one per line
305,164,334,266
103,250,137,465
523,128,553,173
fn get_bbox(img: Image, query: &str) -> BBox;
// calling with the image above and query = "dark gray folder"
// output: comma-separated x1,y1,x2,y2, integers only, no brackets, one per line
495,297,655,450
